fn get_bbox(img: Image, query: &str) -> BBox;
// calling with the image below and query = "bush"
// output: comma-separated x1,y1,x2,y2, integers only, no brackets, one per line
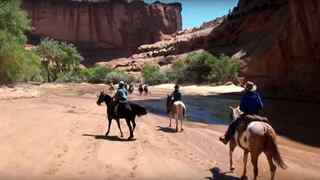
56,71,83,83
80,65,111,83
170,52,240,84
104,70,136,84
142,64,169,85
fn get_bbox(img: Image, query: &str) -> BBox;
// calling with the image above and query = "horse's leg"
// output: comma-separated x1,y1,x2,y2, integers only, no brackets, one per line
105,118,112,136
251,152,260,180
125,118,134,139
168,114,172,127
116,119,124,137
180,107,184,132
132,116,136,131
265,152,277,180
229,138,236,171
241,150,249,180
175,111,179,132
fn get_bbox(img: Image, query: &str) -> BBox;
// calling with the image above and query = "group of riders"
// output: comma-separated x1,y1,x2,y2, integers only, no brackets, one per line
111,80,264,145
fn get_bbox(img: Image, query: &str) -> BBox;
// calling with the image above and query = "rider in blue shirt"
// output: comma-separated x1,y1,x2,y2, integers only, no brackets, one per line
114,81,130,117
220,81,264,144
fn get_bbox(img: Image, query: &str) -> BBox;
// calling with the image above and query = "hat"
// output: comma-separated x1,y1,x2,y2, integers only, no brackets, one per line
119,81,124,85
245,81,257,92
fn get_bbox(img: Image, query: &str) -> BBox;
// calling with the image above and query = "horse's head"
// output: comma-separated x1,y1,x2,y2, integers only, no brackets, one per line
229,106,242,121
96,91,112,106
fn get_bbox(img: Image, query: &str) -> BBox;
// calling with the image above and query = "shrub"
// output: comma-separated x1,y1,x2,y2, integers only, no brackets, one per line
79,65,111,83
104,70,136,84
56,71,83,83
142,64,169,85
169,52,240,84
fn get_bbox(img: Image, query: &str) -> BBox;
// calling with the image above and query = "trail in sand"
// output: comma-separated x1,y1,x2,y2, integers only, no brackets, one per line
0,83,319,180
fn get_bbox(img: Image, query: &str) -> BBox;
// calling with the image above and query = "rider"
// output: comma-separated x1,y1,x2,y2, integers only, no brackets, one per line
114,81,131,118
170,84,182,102
219,81,264,145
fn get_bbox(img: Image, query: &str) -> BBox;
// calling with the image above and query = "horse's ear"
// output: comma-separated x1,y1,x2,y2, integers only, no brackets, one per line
229,106,234,110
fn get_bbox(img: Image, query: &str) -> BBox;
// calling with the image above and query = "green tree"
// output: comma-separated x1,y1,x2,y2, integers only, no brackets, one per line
36,38,83,82
0,0,41,84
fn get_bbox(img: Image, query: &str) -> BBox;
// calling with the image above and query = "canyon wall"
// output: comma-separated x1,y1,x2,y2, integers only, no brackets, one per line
208,0,320,100
22,0,182,61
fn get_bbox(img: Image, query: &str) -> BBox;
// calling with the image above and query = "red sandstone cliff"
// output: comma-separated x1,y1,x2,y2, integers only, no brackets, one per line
22,0,182,61
207,0,320,99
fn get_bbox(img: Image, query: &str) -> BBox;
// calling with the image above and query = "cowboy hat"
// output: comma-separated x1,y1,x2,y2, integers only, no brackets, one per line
245,81,257,92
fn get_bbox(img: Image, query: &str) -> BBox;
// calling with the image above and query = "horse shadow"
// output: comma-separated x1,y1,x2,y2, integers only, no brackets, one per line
156,126,178,133
82,134,136,142
206,167,240,180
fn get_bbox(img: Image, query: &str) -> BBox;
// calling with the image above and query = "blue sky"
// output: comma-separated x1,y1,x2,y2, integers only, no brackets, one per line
144,0,239,29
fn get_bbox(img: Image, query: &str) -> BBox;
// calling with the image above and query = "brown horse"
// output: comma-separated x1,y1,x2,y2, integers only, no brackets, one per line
138,84,144,96
166,95,186,132
228,107,287,180
143,84,149,95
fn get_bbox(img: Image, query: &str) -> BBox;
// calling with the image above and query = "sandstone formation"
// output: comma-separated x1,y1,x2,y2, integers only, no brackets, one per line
22,0,182,61
207,0,320,100
23,0,320,100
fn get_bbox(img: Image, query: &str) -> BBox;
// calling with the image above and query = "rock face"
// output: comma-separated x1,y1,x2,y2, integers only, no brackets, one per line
208,0,320,100
22,0,182,61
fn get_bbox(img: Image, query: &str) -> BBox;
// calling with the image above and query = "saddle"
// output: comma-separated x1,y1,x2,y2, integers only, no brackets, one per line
242,114,269,125
236,114,270,149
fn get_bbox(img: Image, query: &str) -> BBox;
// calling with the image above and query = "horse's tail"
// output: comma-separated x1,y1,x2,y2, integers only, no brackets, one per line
266,129,287,169
130,103,147,116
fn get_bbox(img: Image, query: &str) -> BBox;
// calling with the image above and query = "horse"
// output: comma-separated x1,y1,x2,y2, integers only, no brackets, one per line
96,91,147,139
166,95,186,132
138,84,144,96
228,106,287,180
109,83,115,92
128,84,134,94
143,84,149,95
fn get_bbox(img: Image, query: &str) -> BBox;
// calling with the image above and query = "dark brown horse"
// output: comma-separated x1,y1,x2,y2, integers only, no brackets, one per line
138,84,144,96
228,106,287,180
138,84,149,95
143,84,149,95
96,91,147,139
128,84,134,94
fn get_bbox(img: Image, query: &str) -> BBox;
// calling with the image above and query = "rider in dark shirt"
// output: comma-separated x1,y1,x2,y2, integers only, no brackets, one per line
170,84,182,102
219,81,264,144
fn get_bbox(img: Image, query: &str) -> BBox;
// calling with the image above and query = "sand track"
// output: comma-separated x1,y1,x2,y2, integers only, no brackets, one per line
0,84,319,180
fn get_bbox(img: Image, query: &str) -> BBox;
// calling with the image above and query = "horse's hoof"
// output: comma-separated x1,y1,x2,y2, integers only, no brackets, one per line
128,135,134,140
105,132,110,136
181,128,184,132
120,134,124,138
230,167,235,172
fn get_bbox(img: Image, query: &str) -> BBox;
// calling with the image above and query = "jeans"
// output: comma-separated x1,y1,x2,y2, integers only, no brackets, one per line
224,113,255,142
224,118,241,142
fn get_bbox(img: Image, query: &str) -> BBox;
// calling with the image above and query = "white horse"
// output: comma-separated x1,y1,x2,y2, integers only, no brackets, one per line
228,106,287,180
166,95,186,132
